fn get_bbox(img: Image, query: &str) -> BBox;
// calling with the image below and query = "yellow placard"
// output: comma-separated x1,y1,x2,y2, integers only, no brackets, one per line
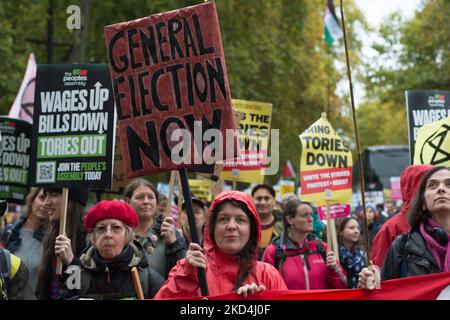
220,99,272,184
279,180,295,196
299,115,352,219
188,179,213,202
414,116,450,166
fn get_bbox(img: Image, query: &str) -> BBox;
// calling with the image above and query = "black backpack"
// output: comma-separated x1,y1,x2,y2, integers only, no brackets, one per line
273,233,327,271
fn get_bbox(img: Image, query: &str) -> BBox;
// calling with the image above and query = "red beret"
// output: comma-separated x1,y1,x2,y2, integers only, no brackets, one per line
83,200,138,231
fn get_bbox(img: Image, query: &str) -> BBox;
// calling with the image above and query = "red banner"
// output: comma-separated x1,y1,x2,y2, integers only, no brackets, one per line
104,2,236,178
156,272,450,300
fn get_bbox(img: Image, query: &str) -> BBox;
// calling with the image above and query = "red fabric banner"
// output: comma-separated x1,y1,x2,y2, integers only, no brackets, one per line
156,272,450,300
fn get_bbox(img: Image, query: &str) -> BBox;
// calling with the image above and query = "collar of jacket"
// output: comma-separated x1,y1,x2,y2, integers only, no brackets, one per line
80,240,148,271
405,229,440,269
7,217,46,247
278,232,317,251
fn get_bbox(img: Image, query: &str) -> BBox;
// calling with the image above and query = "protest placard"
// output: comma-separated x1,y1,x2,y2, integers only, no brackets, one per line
104,2,237,178
105,2,237,296
279,180,295,197
413,115,450,166
406,90,450,162
0,117,32,204
299,114,352,219
29,64,116,189
220,99,272,183
188,178,212,201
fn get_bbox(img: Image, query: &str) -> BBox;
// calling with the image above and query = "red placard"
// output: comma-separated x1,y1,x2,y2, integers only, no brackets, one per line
104,2,237,178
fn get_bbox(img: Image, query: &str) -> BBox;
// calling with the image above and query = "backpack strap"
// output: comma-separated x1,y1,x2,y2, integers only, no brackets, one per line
0,249,12,299
274,233,287,271
316,238,327,262
274,234,327,271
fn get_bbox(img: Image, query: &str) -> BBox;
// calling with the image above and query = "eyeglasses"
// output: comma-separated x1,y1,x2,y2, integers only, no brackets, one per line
94,224,125,236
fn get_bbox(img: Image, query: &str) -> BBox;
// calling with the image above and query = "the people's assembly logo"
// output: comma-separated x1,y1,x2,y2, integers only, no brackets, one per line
63,69,88,87
428,94,446,108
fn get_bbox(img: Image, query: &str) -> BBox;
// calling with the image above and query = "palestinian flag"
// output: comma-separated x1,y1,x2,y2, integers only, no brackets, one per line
324,0,341,45
282,160,296,178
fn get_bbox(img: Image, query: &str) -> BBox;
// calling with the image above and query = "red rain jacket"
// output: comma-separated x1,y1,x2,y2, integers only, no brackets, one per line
263,235,347,290
155,190,287,298
370,164,433,267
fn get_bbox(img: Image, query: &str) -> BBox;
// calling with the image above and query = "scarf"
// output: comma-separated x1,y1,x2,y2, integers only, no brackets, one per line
419,218,450,272
338,245,365,288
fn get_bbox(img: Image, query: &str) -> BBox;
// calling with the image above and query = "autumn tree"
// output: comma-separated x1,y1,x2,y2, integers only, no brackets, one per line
359,0,450,147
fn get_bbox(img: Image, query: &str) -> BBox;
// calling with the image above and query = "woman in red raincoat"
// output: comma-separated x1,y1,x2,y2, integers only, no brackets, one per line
155,190,287,298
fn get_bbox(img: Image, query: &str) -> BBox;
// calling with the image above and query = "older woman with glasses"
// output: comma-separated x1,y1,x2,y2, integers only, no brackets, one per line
60,200,164,300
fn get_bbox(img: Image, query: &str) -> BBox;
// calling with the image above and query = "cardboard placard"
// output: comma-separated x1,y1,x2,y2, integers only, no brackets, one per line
299,115,352,219
405,90,450,162
104,2,237,178
220,99,272,184
29,64,116,188
0,117,32,204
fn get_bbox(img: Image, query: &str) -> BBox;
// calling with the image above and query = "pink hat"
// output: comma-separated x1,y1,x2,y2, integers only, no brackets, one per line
83,200,138,231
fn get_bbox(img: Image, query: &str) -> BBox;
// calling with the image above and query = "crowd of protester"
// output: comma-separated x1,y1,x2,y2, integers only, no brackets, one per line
1,164,450,299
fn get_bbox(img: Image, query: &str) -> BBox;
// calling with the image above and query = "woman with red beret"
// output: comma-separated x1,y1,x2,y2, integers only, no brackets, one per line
60,200,164,300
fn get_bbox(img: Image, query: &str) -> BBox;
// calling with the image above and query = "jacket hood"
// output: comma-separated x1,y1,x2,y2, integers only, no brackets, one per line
400,164,433,215
204,190,261,258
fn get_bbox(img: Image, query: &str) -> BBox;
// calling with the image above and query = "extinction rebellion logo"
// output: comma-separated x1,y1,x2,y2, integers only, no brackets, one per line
63,69,88,87
428,94,445,107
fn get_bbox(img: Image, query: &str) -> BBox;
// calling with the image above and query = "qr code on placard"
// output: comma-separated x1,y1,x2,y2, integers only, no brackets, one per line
36,162,56,183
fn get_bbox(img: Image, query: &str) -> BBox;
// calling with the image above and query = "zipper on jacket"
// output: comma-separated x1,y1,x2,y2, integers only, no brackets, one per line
302,254,310,290
105,265,111,284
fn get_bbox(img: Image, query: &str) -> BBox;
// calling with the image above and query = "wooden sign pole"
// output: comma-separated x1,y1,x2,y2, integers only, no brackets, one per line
131,267,145,299
179,168,209,296
166,171,176,218
330,216,339,261
177,172,183,215
325,200,333,253
56,188,69,275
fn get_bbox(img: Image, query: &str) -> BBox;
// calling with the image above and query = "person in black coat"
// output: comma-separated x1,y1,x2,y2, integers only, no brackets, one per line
359,166,450,288
60,200,164,299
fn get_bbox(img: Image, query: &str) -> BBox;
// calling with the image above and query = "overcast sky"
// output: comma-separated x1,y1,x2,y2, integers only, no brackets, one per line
354,0,423,27
342,0,424,105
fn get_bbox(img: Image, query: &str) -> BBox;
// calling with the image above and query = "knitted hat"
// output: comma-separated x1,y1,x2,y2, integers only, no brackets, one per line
44,187,90,207
83,200,138,231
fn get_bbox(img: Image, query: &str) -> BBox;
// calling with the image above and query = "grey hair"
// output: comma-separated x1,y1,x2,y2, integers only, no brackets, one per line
88,223,135,248
281,193,297,203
